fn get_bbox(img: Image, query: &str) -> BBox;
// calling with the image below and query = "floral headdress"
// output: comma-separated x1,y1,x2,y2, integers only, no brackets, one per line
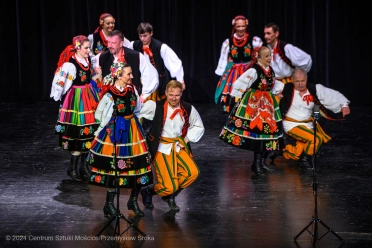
103,61,126,86
231,15,248,26
56,35,88,71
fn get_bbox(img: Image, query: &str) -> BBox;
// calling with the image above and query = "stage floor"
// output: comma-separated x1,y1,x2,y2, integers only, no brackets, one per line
0,102,371,248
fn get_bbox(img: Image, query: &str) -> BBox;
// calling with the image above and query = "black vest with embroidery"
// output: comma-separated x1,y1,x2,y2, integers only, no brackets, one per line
146,99,192,160
99,49,142,94
69,57,92,86
250,64,276,91
229,35,254,63
92,32,107,55
108,86,137,116
133,38,174,96
280,83,343,120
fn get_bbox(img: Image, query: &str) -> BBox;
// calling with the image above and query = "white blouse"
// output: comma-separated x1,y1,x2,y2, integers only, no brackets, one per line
138,100,205,155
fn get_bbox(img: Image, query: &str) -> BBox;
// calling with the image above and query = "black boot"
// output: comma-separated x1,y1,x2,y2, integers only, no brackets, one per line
260,151,275,172
127,197,145,217
162,194,180,212
67,155,82,181
267,150,283,166
103,191,117,218
140,185,155,208
79,153,91,180
298,153,314,170
251,152,265,176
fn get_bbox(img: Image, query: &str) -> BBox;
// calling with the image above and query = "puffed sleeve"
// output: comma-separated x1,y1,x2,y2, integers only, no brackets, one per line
137,100,156,120
185,106,205,143
284,44,312,72
231,68,257,98
94,92,114,136
50,62,76,101
138,53,159,100
215,39,230,76
316,84,350,113
161,44,184,82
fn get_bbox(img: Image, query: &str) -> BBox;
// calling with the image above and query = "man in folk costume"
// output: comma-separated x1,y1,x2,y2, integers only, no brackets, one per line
267,68,350,169
93,30,159,103
138,80,205,211
125,22,185,101
263,22,312,85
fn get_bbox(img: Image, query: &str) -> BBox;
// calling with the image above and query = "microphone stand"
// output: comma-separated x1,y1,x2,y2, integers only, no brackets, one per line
294,105,344,247
96,105,146,246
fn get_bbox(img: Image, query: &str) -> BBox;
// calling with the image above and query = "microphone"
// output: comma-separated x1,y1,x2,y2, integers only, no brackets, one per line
313,104,320,121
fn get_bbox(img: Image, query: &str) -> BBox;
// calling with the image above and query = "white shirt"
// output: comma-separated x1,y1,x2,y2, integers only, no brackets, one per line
283,84,350,132
126,41,184,82
267,42,312,79
138,100,205,155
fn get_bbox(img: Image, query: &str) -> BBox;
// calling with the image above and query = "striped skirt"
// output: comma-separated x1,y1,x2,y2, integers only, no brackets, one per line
55,83,100,152
88,115,153,189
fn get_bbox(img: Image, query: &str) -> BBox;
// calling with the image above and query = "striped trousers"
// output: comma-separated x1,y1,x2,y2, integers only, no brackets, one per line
152,137,199,196
283,123,331,160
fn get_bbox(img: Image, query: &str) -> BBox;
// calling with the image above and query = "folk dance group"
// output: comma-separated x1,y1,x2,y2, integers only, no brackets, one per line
50,13,350,217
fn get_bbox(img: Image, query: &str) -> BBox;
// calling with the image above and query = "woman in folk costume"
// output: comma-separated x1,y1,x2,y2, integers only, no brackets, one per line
88,13,115,58
88,13,130,67
88,62,152,217
215,15,262,113
50,35,100,182
219,46,284,176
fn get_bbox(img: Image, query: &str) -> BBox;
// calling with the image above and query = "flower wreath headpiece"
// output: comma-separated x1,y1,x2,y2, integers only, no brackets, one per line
232,15,248,26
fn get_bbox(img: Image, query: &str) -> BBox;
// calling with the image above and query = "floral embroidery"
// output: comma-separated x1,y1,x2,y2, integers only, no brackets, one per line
232,135,241,146
117,159,126,169
235,118,243,128
62,141,69,150
55,125,63,132
79,70,88,83
89,153,94,164
137,175,150,185
115,98,126,113
83,127,90,135
56,81,65,87
119,178,127,186
85,141,91,149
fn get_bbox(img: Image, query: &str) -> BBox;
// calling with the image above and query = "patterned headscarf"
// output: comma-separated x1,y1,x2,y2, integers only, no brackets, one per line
93,13,115,34
56,35,88,70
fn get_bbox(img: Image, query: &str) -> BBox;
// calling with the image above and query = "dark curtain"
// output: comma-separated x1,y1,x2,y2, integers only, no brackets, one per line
0,0,368,105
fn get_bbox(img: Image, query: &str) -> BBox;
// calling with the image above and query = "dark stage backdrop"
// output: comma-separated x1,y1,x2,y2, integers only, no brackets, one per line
0,0,368,105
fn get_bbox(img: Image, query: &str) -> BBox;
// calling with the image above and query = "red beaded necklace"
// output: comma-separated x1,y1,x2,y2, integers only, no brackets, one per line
72,55,90,71
257,63,272,78
110,84,133,96
100,30,108,47
233,33,248,47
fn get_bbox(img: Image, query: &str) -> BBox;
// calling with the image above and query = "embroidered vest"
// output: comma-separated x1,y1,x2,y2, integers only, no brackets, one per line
69,57,92,86
92,32,107,55
229,35,254,63
250,64,276,91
